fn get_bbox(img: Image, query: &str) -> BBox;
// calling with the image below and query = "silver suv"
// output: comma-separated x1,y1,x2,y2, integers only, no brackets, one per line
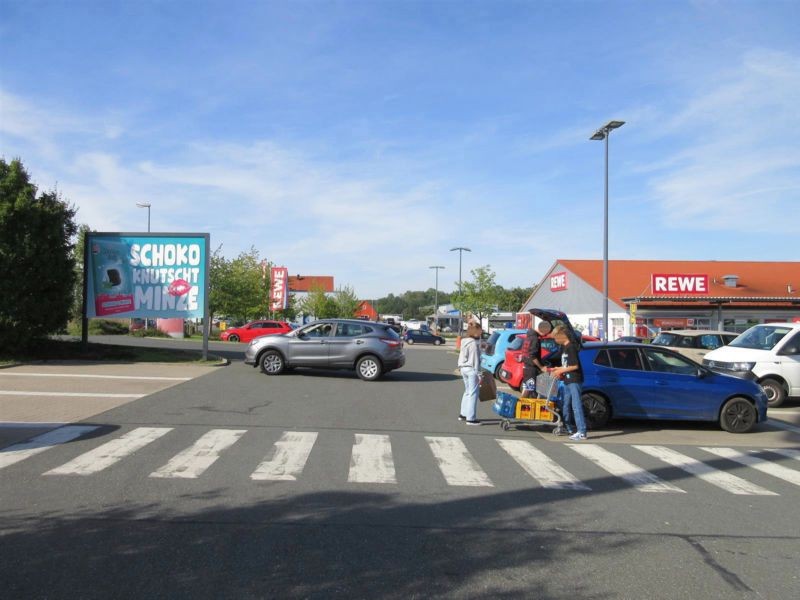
244,319,406,381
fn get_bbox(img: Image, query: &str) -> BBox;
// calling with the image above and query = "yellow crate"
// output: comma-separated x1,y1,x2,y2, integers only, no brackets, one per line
515,398,556,422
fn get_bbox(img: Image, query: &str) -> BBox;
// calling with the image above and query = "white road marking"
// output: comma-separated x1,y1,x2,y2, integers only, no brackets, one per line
0,425,99,470
348,433,397,484
0,391,143,398
567,443,685,493
251,432,318,481
766,448,800,462
634,445,778,496
766,420,800,434
44,427,172,475
497,439,590,490
425,436,493,487
150,429,246,479
700,447,800,487
0,373,190,381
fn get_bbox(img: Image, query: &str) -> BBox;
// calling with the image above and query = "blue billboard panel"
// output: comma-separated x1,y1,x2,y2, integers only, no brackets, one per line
86,233,208,319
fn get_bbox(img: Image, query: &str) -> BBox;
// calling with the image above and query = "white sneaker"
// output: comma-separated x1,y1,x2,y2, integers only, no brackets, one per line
568,432,587,441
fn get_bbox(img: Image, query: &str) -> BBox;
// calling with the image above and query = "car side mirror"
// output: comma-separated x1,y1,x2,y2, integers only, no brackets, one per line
696,368,708,378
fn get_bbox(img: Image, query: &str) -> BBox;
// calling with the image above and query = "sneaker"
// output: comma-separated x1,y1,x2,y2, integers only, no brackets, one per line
568,432,587,441
458,415,466,421
466,420,482,426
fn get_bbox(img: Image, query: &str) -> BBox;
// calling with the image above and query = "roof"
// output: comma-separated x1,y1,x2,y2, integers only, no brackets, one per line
288,275,334,293
557,260,800,307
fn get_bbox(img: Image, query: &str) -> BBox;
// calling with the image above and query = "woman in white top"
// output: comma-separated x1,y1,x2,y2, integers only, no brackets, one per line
457,322,483,425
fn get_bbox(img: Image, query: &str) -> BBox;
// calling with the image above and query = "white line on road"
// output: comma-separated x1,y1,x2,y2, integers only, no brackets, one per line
634,445,778,496
766,448,800,462
700,447,800,487
348,433,397,484
150,429,247,479
425,436,493,487
0,391,143,398
567,443,685,493
497,439,590,490
0,425,99,470
251,431,318,481
0,373,191,381
765,419,800,435
44,427,172,475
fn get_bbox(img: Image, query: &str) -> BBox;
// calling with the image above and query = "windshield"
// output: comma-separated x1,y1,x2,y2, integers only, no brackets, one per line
652,332,680,346
729,325,791,350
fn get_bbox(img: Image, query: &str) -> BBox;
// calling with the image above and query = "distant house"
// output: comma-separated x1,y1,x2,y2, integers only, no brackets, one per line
354,300,378,321
288,275,335,323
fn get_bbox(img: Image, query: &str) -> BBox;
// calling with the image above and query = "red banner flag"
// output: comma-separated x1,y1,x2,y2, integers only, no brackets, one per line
270,267,289,311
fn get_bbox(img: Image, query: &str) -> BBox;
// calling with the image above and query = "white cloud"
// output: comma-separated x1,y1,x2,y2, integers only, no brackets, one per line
646,49,800,233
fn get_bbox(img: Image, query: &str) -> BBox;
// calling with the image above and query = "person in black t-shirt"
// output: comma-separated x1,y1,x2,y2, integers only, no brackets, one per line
549,325,587,440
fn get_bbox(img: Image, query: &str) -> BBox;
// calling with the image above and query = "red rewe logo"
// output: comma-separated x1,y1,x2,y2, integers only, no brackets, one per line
550,271,568,292
168,279,192,297
651,274,709,295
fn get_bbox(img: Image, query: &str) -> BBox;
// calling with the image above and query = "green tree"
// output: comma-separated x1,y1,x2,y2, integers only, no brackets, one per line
298,283,337,319
452,265,501,325
0,158,78,351
333,284,360,318
209,246,270,323
71,223,92,321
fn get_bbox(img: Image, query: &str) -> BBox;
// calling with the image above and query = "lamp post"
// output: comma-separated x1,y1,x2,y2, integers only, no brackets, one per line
590,120,624,341
429,265,445,333
450,247,471,333
136,202,151,232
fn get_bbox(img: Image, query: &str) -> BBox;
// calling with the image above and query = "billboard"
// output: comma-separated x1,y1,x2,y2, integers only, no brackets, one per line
270,266,289,311
85,233,208,319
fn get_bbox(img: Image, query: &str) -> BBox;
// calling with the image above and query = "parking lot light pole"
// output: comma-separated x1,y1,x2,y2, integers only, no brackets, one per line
429,266,445,332
590,120,624,341
450,247,471,333
136,202,151,232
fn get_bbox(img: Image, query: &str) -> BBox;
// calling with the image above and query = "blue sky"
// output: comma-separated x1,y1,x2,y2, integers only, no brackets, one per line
2,0,798,299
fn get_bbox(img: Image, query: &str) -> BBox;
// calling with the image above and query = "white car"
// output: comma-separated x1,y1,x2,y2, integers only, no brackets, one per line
703,322,800,407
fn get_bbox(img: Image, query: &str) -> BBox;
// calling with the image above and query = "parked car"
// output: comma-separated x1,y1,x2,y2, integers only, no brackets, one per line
220,320,293,343
244,319,406,381
580,342,768,433
703,322,800,408
403,330,445,345
650,329,737,362
480,329,526,377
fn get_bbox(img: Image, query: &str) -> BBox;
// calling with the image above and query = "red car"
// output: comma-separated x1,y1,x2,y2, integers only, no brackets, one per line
499,332,600,391
219,320,292,343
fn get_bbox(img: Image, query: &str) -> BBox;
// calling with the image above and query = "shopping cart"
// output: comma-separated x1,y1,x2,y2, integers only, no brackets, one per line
492,373,566,435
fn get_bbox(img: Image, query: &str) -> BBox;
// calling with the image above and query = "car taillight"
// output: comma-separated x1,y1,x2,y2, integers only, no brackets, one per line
380,338,401,347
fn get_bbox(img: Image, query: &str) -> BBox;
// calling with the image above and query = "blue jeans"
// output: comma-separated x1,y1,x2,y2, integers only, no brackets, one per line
561,382,587,435
460,367,479,421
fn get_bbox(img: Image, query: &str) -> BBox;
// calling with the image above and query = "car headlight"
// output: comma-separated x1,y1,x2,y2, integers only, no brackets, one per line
730,362,756,372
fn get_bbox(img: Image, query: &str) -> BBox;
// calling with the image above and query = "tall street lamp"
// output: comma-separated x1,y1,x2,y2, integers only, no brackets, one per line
450,247,471,332
429,265,445,333
590,120,625,341
136,202,151,232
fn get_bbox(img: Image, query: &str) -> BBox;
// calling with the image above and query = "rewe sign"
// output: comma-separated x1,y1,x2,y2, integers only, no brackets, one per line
270,267,289,311
550,271,568,292
652,273,709,295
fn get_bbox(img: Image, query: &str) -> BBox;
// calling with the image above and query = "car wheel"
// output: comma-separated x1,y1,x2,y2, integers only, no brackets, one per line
228,334,240,343
719,397,757,433
406,338,414,345
581,393,611,430
760,378,786,408
356,355,382,381
434,339,442,346
259,350,285,375
494,362,504,379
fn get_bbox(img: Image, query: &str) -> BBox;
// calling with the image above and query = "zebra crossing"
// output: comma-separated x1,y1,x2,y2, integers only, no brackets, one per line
2,425,799,496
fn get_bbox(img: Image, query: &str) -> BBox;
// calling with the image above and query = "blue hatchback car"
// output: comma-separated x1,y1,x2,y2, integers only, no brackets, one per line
481,329,527,377
578,342,768,433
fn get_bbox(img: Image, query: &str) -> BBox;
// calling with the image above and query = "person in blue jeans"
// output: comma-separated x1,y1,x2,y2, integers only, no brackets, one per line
457,321,483,425
549,325,587,440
